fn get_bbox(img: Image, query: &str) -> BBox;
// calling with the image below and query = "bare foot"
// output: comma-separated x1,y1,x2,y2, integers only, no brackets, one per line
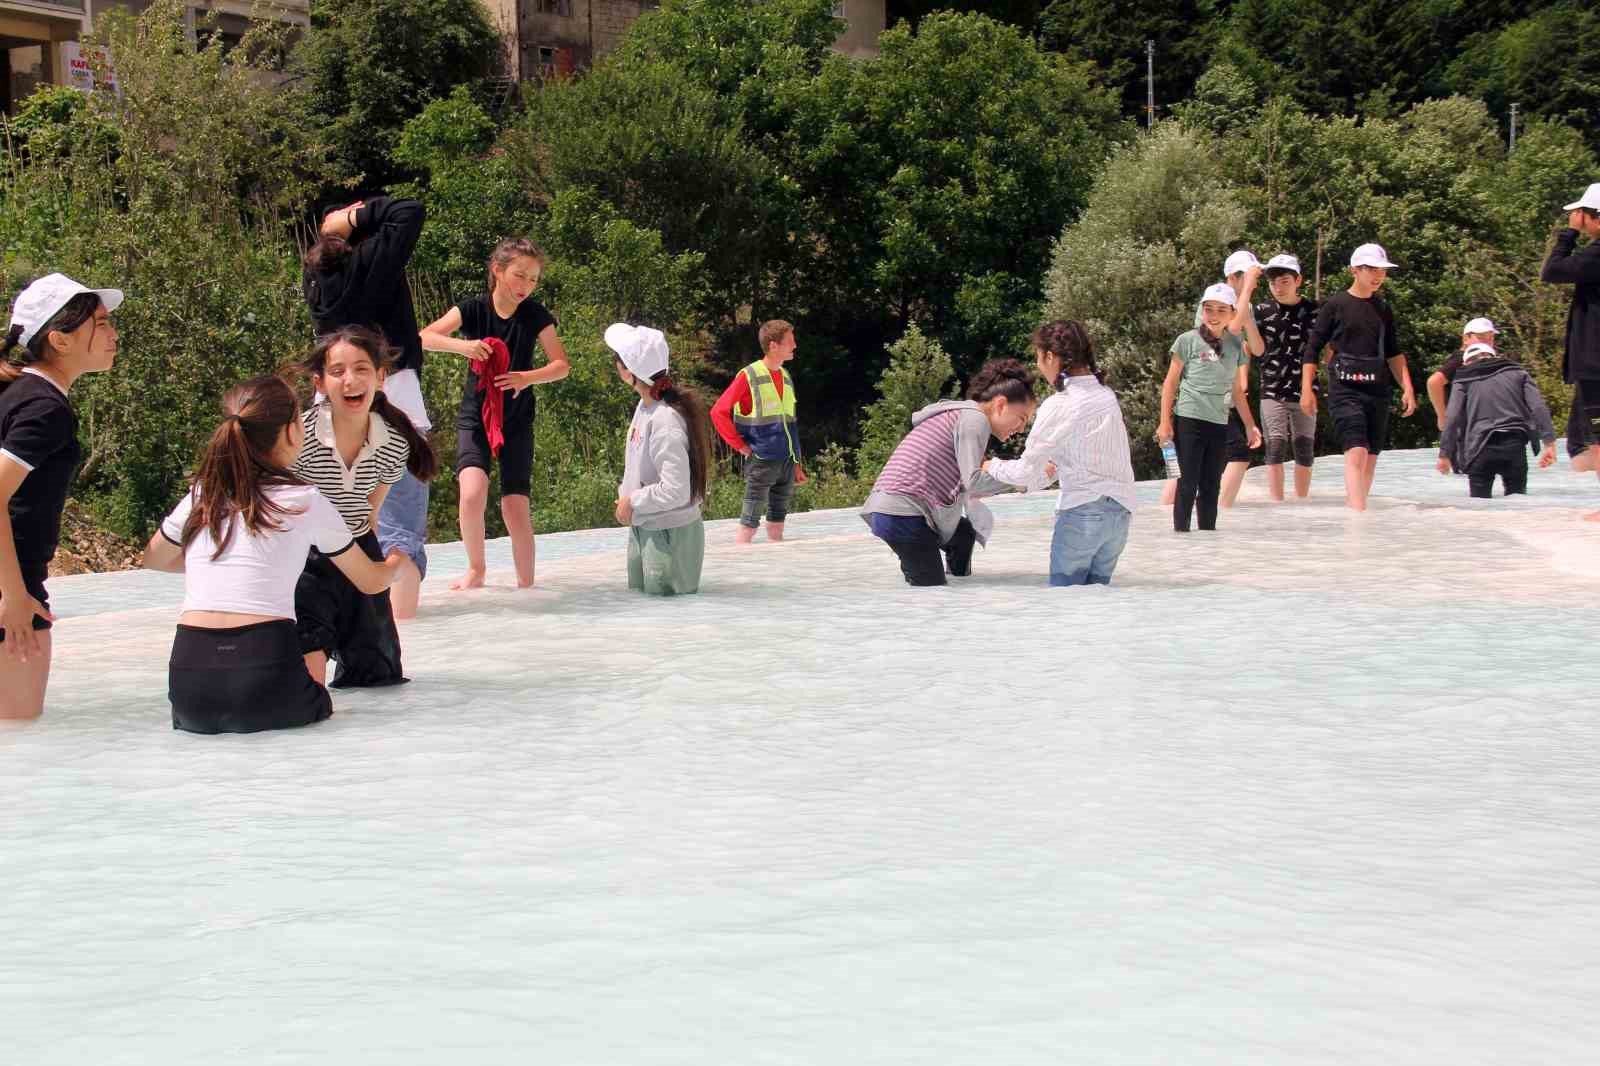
450,569,486,591
1583,511,1600,523
516,576,535,589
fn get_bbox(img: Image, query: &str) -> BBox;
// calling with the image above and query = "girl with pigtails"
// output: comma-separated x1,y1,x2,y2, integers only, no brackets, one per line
0,275,122,719
983,320,1138,586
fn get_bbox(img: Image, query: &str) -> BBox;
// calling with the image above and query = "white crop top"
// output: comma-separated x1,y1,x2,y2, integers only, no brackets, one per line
160,483,354,618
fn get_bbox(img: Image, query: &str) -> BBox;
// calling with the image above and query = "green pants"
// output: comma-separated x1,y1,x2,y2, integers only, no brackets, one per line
627,520,705,596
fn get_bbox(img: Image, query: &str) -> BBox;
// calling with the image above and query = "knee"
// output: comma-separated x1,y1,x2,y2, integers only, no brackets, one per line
1292,436,1315,467
1263,438,1288,465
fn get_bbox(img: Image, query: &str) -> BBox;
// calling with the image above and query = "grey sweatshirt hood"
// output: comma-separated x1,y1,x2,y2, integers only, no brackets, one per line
910,399,985,427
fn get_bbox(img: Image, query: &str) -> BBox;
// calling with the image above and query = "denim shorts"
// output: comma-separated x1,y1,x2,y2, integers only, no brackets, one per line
740,456,796,528
376,468,429,580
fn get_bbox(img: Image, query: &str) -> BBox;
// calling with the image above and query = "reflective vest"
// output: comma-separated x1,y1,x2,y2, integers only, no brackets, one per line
732,360,798,461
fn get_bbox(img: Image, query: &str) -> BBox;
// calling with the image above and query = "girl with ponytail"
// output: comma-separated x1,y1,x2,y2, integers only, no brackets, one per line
604,323,711,596
142,376,405,733
289,327,435,688
0,274,121,720
983,321,1138,586
859,358,1037,586
419,237,570,592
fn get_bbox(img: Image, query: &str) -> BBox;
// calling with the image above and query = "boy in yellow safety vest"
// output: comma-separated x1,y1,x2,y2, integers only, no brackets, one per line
711,319,806,544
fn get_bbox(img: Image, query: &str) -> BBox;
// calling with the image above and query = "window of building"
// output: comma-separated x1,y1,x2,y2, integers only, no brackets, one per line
534,0,573,14
4,45,47,114
536,45,558,79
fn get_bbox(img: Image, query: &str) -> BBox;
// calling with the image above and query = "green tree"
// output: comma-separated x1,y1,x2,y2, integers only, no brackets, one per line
1039,0,1221,120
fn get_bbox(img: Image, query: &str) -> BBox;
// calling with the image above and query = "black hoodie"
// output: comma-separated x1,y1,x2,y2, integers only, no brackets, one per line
1540,228,1600,383
304,196,426,374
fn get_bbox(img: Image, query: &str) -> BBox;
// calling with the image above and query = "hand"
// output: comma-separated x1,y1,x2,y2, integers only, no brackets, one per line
1300,394,1317,419
1043,461,1058,481
1400,389,1417,417
1243,264,1263,291
462,339,492,363
1436,415,1446,432
1539,444,1557,469
794,464,808,485
614,495,634,525
1156,420,1173,445
0,590,53,663
1436,457,1452,475
494,371,532,396
383,550,408,570
320,201,362,238
1570,209,1587,231
1247,425,1263,449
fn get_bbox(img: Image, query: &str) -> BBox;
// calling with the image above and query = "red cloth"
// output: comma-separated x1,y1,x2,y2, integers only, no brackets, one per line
709,368,784,454
474,336,512,457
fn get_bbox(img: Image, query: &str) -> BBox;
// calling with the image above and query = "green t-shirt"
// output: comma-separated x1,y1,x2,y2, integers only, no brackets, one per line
1172,328,1243,425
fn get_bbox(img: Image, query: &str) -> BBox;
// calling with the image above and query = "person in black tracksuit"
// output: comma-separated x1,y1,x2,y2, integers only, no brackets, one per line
303,196,432,617
1540,184,1600,519
1437,344,1556,498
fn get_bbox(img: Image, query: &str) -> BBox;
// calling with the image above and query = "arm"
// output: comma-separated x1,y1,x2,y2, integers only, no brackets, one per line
330,543,402,595
1232,283,1265,358
501,324,570,390
629,419,693,516
419,306,489,362
1439,385,1467,468
367,482,392,520
1539,229,1600,285
0,459,52,660
709,374,753,454
1232,365,1261,446
1525,376,1558,466
1426,371,1448,431
142,529,185,572
349,197,425,292
986,397,1065,490
953,410,1008,497
1158,354,1183,441
1388,354,1416,416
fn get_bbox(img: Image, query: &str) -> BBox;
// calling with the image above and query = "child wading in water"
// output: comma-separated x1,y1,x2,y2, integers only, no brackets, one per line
292,327,436,687
1437,342,1557,497
143,376,404,733
421,238,569,590
984,321,1136,585
0,274,121,720
605,323,712,596
860,359,1035,586
1159,283,1262,532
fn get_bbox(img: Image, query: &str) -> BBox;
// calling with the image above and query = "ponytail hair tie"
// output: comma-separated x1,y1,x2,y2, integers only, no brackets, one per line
649,376,674,401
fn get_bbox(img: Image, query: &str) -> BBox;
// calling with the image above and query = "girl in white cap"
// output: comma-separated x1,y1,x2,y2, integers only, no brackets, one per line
605,324,712,595
0,274,122,719
1158,283,1260,532
1298,243,1417,512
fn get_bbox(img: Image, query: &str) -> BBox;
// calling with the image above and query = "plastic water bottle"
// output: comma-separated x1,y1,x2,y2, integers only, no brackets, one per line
1160,438,1181,479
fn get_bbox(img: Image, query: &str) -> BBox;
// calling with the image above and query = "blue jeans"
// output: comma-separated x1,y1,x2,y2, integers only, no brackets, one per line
377,469,429,580
1049,497,1130,586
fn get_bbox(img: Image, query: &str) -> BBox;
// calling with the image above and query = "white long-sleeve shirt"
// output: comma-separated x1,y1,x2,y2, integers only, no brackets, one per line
985,375,1138,514
619,398,702,530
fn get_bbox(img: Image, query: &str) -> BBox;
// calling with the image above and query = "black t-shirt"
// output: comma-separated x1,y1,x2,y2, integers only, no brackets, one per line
1439,351,1464,384
1304,290,1400,394
0,373,81,572
454,294,558,432
1255,298,1319,402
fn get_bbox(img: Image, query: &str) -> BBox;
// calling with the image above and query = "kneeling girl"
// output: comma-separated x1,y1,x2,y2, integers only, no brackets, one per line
293,327,436,687
144,376,405,733
605,323,711,596
860,359,1035,586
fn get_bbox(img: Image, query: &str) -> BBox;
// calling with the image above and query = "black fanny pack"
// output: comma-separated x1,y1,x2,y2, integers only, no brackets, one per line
1331,352,1388,389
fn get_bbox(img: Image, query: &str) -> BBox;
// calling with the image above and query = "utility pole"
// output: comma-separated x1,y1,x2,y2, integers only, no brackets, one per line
1509,102,1519,153
1145,40,1156,130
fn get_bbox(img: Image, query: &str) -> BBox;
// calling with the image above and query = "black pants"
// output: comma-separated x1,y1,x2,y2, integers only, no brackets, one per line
1174,415,1227,532
1567,379,1600,458
170,620,333,735
1467,435,1529,498
295,531,408,689
883,517,977,586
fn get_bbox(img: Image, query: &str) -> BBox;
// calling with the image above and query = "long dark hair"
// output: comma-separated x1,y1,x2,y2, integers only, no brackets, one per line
619,359,713,504
0,291,101,387
1031,319,1103,387
304,205,355,275
296,326,438,481
183,376,304,558
966,358,1037,404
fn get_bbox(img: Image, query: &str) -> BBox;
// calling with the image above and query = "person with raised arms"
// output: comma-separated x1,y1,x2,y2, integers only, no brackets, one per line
0,275,121,720
143,376,405,733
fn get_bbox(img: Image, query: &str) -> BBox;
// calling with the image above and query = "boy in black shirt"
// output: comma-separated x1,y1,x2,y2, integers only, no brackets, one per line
1540,182,1600,521
1300,243,1417,512
1255,253,1319,500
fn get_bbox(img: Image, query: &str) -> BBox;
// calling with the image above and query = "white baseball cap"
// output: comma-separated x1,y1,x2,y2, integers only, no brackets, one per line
9,273,124,348
1223,250,1261,277
1265,253,1301,275
1562,183,1600,212
1462,342,1497,363
1462,317,1497,336
1350,243,1397,269
604,322,670,382
1200,282,1238,309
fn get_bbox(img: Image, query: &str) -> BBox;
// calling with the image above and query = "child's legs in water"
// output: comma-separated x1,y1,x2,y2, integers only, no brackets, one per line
377,469,429,619
497,429,537,587
0,629,52,719
1049,498,1129,585
630,521,705,595
453,456,491,590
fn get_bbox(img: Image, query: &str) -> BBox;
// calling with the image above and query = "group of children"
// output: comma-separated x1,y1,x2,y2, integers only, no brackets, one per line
4,182,1599,729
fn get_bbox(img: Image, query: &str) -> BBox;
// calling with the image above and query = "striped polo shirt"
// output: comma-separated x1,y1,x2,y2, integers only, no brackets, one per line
292,404,409,536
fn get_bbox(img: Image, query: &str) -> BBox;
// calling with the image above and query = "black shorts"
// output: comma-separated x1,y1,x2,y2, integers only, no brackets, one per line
295,531,408,689
1226,408,1253,463
1327,385,1391,455
0,563,52,644
170,620,333,734
456,422,533,497
1567,379,1600,458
